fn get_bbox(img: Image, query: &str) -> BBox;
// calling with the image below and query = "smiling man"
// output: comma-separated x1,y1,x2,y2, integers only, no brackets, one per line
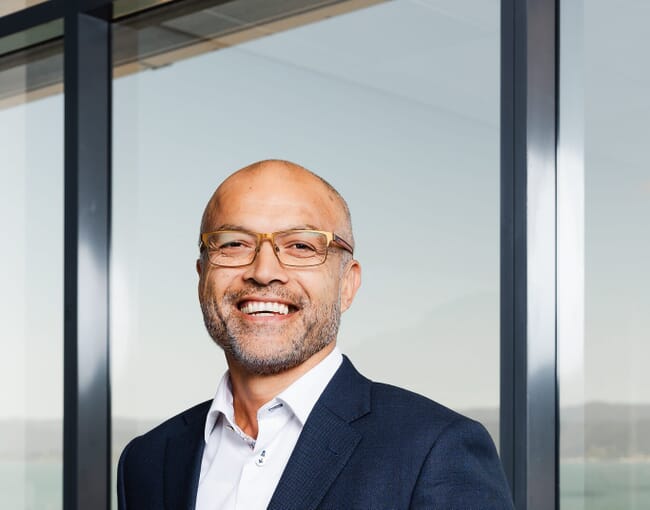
117,160,514,509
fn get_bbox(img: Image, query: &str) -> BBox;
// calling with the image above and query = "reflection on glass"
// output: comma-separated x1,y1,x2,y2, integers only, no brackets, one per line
111,2,500,504
0,0,48,17
559,1,650,509
0,42,63,510
0,35,63,109
113,0,176,19
0,20,63,57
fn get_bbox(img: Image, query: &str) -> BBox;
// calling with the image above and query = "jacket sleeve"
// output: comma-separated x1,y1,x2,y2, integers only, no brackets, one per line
409,418,514,509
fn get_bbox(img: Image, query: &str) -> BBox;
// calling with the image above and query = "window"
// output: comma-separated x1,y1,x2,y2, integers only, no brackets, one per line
0,37,64,510
559,1,650,508
110,3,501,499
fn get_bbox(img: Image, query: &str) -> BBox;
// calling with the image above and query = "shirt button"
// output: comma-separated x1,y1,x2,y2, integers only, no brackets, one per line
255,450,267,466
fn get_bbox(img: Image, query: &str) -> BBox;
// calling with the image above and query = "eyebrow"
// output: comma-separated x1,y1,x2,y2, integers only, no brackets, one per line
212,224,247,231
208,224,322,232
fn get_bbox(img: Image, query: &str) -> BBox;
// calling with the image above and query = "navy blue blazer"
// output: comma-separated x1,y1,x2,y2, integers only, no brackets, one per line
118,357,514,509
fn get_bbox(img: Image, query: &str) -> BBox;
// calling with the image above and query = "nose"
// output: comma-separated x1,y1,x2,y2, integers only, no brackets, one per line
241,238,289,285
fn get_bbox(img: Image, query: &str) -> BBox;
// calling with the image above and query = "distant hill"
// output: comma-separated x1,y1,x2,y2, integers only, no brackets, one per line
2,402,649,461
461,402,650,460
0,418,158,461
560,402,650,459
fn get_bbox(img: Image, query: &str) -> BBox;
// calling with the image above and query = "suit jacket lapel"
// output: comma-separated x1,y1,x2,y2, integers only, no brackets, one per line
164,404,208,510
268,357,372,510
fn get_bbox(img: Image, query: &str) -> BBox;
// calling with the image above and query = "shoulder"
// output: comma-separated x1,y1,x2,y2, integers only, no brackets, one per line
119,400,211,463
130,399,211,440
117,401,211,508
365,383,512,507
325,360,512,506
367,379,485,443
330,356,481,440
370,380,463,422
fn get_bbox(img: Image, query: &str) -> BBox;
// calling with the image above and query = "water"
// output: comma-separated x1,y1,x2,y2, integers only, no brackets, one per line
562,461,650,510
0,460,61,510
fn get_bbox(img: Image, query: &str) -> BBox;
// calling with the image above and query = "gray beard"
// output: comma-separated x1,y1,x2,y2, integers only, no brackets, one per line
200,289,341,375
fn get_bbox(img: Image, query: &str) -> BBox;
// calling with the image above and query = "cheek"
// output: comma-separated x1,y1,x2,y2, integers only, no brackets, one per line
299,270,341,304
200,269,236,302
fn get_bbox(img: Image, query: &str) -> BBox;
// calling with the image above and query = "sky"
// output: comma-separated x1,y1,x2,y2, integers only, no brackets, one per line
1,0,648,426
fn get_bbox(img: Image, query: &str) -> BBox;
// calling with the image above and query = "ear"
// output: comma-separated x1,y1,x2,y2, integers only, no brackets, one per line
340,259,361,313
196,257,207,304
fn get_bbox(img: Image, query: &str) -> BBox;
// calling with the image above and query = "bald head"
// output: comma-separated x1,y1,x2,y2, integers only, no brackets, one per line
200,159,354,249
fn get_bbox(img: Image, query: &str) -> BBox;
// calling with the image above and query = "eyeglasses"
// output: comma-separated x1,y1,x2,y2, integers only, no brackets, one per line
199,229,354,267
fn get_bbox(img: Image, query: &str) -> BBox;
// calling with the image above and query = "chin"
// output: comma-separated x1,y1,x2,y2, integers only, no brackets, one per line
226,337,332,376
230,350,304,375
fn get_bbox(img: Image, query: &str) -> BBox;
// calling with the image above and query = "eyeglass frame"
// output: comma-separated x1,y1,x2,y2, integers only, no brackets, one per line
198,229,355,268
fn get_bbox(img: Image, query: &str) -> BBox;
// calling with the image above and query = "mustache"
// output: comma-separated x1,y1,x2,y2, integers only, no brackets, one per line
222,284,306,308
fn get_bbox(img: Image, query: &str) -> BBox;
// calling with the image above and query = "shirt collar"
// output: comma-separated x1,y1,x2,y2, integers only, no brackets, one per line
204,371,235,443
203,347,343,443
275,347,342,425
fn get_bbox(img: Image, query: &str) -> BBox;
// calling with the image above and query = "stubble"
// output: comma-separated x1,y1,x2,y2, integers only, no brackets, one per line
200,285,341,375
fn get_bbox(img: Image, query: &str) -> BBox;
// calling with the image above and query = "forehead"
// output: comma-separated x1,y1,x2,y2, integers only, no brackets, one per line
205,169,342,232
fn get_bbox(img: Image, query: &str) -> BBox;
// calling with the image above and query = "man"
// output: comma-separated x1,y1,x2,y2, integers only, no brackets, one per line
118,160,514,509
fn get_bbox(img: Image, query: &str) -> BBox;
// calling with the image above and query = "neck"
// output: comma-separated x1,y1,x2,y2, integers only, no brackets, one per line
226,344,335,439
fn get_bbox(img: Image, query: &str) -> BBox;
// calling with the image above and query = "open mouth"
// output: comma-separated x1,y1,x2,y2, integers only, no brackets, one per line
238,300,297,317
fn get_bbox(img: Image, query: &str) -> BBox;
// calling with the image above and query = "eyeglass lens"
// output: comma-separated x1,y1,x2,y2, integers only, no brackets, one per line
205,231,330,267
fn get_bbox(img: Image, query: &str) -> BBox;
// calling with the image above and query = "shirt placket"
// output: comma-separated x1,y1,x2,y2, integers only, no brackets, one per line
234,401,292,510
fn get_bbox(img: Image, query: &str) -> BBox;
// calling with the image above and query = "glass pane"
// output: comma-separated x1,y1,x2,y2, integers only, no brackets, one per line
0,20,63,56
0,39,63,510
0,0,49,17
112,0,500,501
0,33,63,107
559,1,650,509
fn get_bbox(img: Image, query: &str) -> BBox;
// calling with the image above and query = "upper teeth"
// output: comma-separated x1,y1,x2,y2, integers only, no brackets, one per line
241,301,289,315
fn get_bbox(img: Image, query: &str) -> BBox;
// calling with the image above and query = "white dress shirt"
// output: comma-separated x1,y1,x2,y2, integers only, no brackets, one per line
195,348,343,510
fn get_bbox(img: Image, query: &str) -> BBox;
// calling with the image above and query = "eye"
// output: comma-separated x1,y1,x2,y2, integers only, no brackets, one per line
220,240,246,249
218,239,256,253
206,233,256,252
282,241,319,259
276,231,328,259
289,242,317,252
